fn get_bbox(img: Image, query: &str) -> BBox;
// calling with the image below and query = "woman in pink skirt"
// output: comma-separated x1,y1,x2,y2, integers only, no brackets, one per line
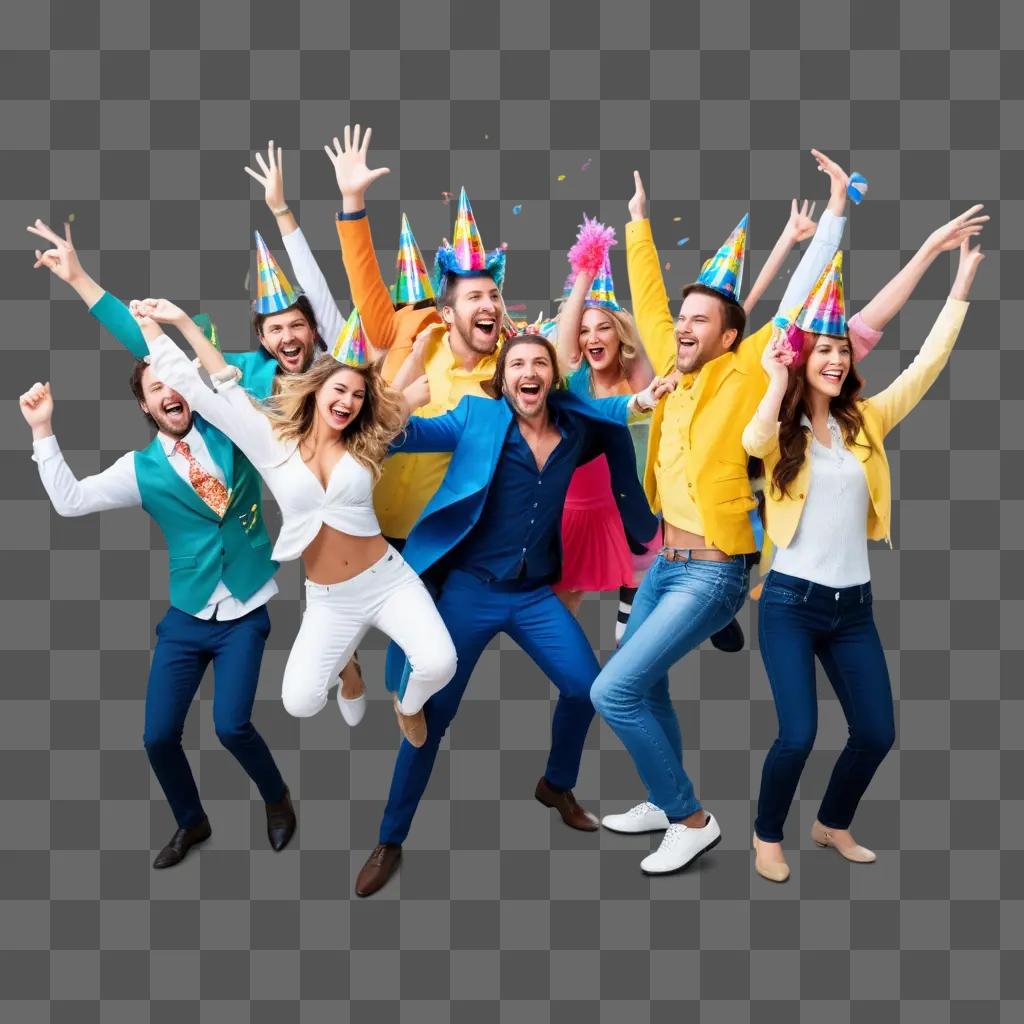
552,219,658,634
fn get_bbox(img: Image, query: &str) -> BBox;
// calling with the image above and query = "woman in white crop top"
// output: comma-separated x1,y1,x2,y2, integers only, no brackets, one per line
135,306,457,748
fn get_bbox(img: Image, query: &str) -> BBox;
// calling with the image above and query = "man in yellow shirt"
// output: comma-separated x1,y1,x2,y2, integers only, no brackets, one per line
592,152,868,875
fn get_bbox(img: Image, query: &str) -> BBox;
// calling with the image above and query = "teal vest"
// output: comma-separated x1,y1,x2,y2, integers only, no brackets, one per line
226,350,279,401
134,417,277,615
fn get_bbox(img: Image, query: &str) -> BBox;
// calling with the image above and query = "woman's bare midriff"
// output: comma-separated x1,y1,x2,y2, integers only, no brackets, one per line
302,523,390,585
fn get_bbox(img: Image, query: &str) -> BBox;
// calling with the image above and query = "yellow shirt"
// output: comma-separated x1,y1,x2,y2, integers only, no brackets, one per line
655,372,704,533
375,326,497,538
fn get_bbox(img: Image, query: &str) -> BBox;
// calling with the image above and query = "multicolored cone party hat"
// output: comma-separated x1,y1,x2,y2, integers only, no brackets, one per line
253,230,299,315
392,214,435,305
332,308,370,368
562,253,621,311
696,214,748,302
778,251,848,362
432,187,507,292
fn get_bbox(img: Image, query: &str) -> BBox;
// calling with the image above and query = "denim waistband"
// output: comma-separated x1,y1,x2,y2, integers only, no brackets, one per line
766,569,872,605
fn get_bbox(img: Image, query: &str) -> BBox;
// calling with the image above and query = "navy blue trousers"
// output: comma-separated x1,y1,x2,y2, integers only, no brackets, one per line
755,571,895,842
143,605,286,828
379,570,599,846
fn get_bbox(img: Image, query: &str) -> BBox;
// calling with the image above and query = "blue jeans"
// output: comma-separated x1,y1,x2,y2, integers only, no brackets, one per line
755,571,895,842
379,570,599,845
143,605,286,828
591,555,749,819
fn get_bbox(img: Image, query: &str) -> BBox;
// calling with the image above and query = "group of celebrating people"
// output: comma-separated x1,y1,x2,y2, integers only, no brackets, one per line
20,124,986,895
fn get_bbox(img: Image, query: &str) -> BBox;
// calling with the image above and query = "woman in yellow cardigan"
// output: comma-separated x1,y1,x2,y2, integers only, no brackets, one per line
742,224,986,883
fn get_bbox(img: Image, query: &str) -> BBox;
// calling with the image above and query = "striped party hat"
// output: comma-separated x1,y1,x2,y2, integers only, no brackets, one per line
392,214,435,305
332,308,370,368
253,230,299,315
696,214,748,302
562,252,621,311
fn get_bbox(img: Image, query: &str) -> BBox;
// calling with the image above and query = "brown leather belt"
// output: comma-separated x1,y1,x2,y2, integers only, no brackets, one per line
660,545,734,563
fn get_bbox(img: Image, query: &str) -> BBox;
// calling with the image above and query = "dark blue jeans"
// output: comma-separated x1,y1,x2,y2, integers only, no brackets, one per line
379,570,599,846
755,571,895,843
143,605,287,828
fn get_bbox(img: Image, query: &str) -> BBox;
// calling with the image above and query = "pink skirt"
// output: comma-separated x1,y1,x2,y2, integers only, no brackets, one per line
554,456,634,593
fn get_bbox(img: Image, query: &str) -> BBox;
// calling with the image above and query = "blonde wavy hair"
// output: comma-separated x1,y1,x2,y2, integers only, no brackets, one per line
261,356,405,484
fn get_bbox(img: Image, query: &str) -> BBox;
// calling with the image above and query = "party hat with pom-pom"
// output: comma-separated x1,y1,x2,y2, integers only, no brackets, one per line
696,214,748,302
564,215,621,310
332,308,370,368
392,213,435,305
253,230,299,314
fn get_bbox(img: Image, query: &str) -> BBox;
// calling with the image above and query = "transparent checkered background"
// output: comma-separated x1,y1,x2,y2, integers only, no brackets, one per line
1,0,1022,1020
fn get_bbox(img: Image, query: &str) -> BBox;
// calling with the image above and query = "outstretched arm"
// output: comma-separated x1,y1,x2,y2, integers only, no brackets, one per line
245,140,345,347
556,271,591,375
325,125,401,355
28,218,148,358
20,382,141,516
870,239,983,436
742,199,817,317
389,402,467,455
134,297,228,376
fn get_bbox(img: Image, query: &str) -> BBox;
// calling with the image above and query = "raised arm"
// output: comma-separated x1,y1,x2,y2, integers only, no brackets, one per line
742,199,817,317
741,329,795,459
133,297,228,376
624,171,676,375
869,239,982,436
20,382,141,516
325,125,401,354
28,218,148,358
245,140,345,347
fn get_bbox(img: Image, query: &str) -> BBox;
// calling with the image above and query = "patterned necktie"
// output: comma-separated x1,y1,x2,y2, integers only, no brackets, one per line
173,439,229,518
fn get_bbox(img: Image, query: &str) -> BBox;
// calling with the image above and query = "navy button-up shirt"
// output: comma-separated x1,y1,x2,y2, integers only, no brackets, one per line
449,402,585,585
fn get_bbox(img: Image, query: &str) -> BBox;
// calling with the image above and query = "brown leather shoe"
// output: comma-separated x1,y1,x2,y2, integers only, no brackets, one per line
355,843,402,897
534,776,599,831
393,696,427,748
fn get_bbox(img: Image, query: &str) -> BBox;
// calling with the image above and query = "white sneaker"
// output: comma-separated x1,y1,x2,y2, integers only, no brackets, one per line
602,801,670,834
337,689,366,727
640,814,722,875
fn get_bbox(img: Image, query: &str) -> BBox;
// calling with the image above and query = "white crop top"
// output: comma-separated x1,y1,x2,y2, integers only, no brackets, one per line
148,334,381,562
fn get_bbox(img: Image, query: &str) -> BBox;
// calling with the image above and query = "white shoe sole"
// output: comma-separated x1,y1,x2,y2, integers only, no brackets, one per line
601,815,670,835
641,832,722,876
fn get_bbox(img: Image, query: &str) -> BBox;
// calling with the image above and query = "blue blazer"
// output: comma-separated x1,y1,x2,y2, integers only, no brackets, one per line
392,391,658,584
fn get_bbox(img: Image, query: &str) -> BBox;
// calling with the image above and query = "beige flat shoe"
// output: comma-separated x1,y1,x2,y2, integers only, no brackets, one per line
393,696,427,748
810,821,876,863
753,833,790,882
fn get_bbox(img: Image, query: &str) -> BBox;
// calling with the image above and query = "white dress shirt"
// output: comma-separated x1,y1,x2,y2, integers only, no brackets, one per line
31,428,278,620
771,414,871,589
148,333,382,563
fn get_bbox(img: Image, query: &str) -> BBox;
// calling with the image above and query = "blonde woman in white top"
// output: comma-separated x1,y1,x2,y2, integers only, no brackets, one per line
133,303,457,747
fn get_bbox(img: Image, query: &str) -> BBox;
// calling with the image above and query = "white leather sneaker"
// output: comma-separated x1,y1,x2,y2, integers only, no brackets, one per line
640,814,722,875
601,801,670,834
337,689,367,727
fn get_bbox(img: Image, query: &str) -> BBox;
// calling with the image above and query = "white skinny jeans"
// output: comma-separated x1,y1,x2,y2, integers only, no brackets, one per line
281,547,457,718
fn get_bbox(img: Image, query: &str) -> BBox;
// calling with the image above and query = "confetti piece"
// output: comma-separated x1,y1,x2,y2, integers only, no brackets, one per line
243,269,251,293
676,237,689,247
673,216,682,222
581,158,592,172
484,134,489,140
441,191,454,204
507,303,527,312
664,262,671,270
67,212,76,223
557,174,567,182
512,204,523,215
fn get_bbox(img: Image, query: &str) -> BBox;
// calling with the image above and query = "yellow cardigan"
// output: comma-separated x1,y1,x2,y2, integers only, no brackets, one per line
743,297,969,552
626,218,775,555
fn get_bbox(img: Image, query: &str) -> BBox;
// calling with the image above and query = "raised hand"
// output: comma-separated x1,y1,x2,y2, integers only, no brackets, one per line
27,219,83,285
19,381,54,434
926,205,989,254
127,301,162,341
951,237,985,301
784,198,818,244
628,170,647,222
761,330,795,385
324,124,391,201
244,140,287,214
810,149,850,213
134,297,188,325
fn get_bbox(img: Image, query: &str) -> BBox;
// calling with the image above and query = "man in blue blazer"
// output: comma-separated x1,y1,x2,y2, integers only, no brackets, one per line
19,362,296,870
354,332,666,896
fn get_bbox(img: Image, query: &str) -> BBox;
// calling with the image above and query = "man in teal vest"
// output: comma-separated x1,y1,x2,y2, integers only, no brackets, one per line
19,366,297,870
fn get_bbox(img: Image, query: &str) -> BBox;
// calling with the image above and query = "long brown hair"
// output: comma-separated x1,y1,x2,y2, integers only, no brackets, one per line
770,350,868,499
261,355,405,484
481,333,567,399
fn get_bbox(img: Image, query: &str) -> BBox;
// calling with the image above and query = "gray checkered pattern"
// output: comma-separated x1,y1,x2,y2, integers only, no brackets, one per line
1,0,1022,1019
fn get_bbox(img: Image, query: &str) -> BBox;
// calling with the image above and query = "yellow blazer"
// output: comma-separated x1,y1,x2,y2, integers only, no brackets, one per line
626,218,775,555
743,297,969,551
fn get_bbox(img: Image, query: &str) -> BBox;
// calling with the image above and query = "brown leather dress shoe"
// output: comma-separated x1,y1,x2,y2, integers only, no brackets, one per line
355,843,402,897
534,776,599,831
393,696,427,747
